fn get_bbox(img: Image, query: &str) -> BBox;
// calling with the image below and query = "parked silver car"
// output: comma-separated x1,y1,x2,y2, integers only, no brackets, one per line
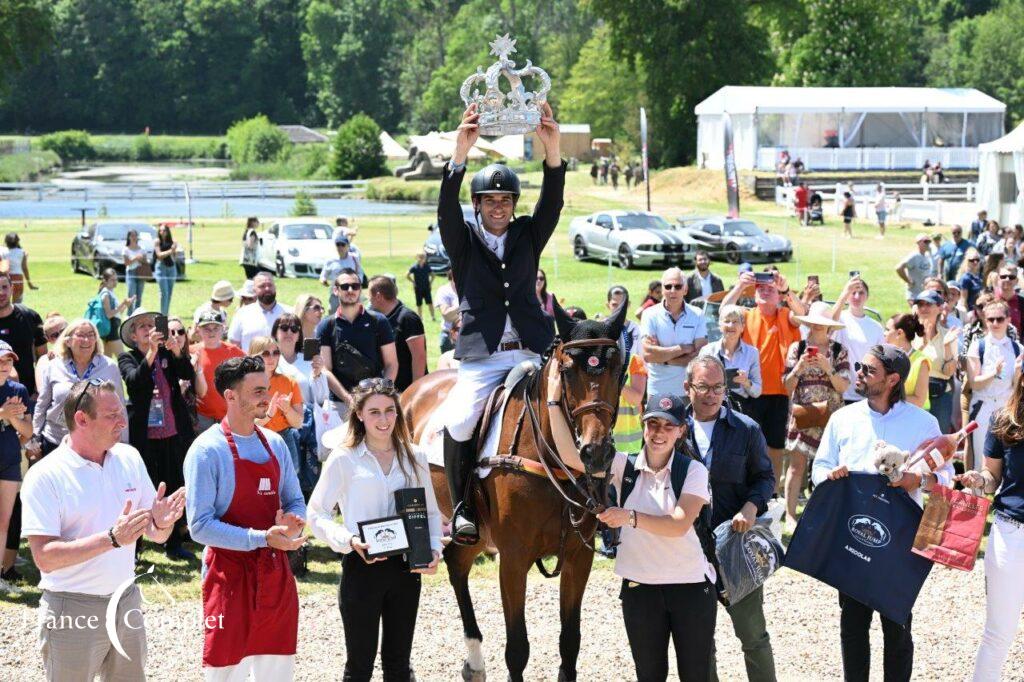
568,211,698,269
675,216,792,264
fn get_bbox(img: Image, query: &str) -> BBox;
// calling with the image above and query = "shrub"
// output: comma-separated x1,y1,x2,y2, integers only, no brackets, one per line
92,136,229,161
132,134,154,161
291,191,317,216
329,113,387,180
226,115,290,164
0,150,61,182
38,130,94,161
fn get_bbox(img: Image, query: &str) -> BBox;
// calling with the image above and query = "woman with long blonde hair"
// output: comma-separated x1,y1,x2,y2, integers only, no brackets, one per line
308,378,442,681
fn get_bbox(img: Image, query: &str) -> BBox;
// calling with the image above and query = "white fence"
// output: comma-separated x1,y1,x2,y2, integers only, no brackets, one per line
757,146,979,171
0,180,369,202
775,182,979,227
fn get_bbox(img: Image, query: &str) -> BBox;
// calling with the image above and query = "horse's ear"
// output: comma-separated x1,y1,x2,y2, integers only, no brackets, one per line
604,301,626,339
552,298,576,339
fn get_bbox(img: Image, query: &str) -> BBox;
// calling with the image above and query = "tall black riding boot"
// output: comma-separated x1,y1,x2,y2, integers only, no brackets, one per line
443,428,479,545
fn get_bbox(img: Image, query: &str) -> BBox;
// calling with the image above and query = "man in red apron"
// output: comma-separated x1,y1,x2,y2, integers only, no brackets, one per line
184,356,307,680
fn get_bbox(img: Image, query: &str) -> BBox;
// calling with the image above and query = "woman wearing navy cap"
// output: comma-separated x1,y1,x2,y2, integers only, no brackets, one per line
597,393,716,682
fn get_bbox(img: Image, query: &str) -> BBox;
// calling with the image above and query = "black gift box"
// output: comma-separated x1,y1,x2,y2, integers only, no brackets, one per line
394,487,434,569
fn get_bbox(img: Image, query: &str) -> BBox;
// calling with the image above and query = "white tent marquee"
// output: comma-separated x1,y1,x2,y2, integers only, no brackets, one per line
978,123,1024,226
379,131,408,159
695,86,1006,171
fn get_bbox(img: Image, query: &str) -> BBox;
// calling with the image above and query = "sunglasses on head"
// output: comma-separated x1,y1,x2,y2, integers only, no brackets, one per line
46,327,67,341
277,324,300,333
358,377,395,391
662,283,684,290
71,378,105,416
335,282,361,291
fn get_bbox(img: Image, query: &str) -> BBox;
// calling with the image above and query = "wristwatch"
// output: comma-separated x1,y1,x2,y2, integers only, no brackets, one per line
629,510,637,528
108,527,121,548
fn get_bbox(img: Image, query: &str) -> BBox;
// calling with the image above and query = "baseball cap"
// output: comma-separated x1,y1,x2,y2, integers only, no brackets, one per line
913,290,944,306
334,233,350,246
869,344,911,383
196,310,226,327
642,394,687,426
210,280,235,302
915,233,931,243
239,280,256,299
0,340,20,361
945,280,962,292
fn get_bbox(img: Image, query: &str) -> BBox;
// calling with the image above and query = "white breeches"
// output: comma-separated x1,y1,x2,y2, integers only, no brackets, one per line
443,349,539,442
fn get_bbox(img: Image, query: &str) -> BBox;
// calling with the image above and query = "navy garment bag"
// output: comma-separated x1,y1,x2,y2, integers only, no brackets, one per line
783,473,933,625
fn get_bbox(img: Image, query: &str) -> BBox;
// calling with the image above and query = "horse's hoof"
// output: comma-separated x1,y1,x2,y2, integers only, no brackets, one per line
557,669,574,682
462,660,486,681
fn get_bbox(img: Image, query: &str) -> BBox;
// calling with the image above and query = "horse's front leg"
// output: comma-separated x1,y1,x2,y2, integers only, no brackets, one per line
498,555,532,682
446,541,487,681
557,537,596,682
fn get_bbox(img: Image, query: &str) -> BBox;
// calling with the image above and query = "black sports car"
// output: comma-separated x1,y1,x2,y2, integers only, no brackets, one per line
676,217,793,264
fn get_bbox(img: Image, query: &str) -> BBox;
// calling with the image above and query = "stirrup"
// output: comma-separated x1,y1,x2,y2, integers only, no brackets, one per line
452,505,479,546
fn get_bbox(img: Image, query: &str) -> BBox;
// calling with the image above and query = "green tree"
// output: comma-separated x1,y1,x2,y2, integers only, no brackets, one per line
925,0,1024,126
590,0,773,166
301,0,403,130
292,191,317,216
0,0,53,83
330,113,387,179
560,24,644,140
781,0,921,87
226,115,290,163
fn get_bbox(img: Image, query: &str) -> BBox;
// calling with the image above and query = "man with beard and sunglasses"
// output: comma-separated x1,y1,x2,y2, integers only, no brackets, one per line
316,269,397,420
639,267,708,397
435,100,563,545
811,345,952,682
228,272,287,353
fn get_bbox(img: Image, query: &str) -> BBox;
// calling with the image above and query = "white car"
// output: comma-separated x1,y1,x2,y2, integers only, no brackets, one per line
256,218,336,278
568,210,699,269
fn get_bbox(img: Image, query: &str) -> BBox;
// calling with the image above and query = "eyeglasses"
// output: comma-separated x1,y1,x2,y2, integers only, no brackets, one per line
854,362,879,377
335,283,361,291
306,304,324,312
71,378,105,417
987,316,1007,323
967,258,981,263
277,324,300,333
71,331,96,340
358,377,395,391
662,283,684,291
536,277,546,282
1000,274,1018,280
691,383,726,396
259,349,281,358
170,328,188,337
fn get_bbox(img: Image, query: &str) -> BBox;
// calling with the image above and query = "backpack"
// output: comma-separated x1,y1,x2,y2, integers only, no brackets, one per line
612,450,730,606
978,336,1021,366
85,292,111,338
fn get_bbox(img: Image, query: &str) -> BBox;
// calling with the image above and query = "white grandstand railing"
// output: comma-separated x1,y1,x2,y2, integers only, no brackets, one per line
757,146,979,171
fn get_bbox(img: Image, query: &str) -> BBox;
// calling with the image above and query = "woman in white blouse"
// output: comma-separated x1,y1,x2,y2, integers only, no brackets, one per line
31,318,126,455
597,393,716,682
308,377,442,682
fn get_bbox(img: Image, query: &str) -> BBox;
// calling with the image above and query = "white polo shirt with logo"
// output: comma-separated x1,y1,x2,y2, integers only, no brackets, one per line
21,440,155,595
639,301,708,396
228,301,288,353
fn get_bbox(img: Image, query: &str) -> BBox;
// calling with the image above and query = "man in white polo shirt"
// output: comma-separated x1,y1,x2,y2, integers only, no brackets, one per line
21,379,186,682
228,272,287,352
639,267,708,396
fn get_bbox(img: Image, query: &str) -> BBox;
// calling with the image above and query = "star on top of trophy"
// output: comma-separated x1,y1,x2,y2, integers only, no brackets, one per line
489,34,517,59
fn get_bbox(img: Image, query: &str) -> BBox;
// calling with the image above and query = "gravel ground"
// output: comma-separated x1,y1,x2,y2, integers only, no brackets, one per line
2,563,1022,681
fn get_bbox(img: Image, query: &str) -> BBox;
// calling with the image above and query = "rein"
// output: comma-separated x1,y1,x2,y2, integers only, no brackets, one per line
523,337,620,576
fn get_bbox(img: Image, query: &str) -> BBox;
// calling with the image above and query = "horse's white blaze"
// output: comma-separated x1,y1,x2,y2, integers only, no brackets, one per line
465,637,485,671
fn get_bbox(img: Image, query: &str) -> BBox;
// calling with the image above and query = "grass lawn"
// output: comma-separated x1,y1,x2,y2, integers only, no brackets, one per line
0,166,941,606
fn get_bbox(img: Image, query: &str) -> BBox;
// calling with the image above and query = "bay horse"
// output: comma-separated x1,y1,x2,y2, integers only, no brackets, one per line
401,303,627,682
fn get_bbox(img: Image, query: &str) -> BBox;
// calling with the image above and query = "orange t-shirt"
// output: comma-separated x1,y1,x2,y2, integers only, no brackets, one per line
742,307,800,395
194,342,245,419
265,372,303,433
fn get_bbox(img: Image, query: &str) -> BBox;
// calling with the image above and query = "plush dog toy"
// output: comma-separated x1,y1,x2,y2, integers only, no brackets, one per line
873,441,909,483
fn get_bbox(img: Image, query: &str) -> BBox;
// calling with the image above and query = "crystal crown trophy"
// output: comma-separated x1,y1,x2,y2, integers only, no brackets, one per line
460,34,551,136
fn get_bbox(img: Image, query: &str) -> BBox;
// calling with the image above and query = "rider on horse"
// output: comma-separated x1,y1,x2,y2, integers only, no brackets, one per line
437,101,564,545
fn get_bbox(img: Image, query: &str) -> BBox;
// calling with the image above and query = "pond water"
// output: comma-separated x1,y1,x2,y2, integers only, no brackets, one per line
0,196,429,220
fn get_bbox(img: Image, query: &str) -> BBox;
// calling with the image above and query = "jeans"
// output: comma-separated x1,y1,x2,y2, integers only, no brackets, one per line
838,592,913,682
154,261,176,316
711,585,777,682
973,515,1024,680
125,271,144,314
620,579,717,682
928,388,953,434
339,553,421,682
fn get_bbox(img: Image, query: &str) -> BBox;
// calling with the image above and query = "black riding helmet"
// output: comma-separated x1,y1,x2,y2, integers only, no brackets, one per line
470,163,521,199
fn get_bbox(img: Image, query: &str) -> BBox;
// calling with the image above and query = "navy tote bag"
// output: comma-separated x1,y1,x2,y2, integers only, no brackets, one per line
783,473,933,625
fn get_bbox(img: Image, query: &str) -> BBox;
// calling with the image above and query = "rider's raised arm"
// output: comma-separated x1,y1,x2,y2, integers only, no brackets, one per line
529,160,567,258
438,164,469,269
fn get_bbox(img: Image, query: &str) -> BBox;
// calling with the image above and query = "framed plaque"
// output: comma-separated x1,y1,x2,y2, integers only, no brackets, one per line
358,516,410,559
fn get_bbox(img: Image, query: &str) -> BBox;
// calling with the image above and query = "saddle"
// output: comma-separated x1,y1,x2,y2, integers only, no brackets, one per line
472,360,540,454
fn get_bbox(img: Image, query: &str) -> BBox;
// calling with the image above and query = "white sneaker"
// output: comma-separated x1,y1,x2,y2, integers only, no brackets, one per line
0,577,22,595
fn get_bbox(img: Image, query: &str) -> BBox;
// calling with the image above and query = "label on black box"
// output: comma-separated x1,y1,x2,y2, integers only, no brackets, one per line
395,487,434,569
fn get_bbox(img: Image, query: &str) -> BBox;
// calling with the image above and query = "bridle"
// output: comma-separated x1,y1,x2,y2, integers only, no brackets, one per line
524,336,620,562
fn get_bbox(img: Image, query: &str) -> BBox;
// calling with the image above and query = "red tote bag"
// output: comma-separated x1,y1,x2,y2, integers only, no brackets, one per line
912,484,991,571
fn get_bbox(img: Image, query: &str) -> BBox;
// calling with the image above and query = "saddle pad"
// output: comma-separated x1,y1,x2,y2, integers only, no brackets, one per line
422,388,515,479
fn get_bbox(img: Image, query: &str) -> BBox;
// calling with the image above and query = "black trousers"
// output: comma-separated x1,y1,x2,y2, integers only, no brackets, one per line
140,435,188,550
339,553,422,682
620,579,718,682
838,592,913,682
